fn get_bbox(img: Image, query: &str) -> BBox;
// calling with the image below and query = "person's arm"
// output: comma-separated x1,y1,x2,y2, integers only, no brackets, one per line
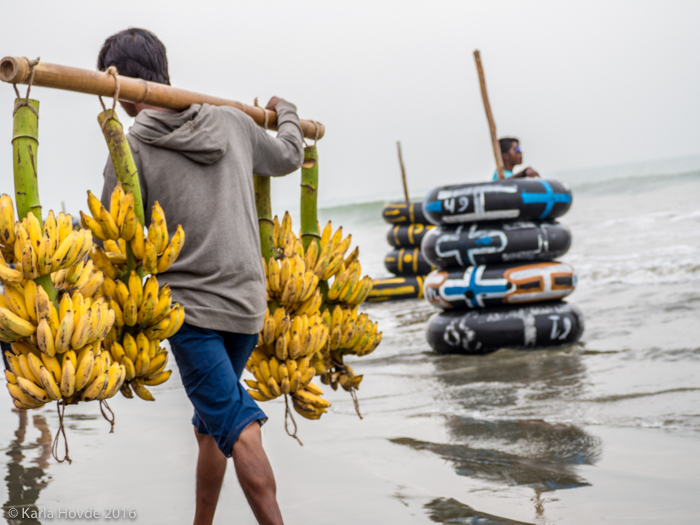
513,167,540,178
251,97,304,176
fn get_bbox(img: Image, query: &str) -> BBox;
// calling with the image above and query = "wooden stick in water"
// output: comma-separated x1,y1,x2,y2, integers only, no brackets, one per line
473,50,505,180
396,141,410,202
0,56,325,140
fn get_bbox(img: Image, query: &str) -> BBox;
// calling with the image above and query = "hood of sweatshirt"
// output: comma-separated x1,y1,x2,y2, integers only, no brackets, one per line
129,104,228,165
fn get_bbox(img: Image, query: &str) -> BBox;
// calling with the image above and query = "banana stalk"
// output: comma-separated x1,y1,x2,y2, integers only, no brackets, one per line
12,98,57,305
98,109,145,278
300,146,328,303
254,174,276,262
300,146,320,252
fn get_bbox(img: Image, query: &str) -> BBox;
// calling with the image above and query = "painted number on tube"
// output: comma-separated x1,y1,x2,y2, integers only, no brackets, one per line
442,197,469,214
549,315,572,340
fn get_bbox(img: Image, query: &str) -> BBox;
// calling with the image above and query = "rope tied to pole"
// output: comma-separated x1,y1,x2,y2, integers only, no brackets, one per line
99,400,116,433
303,121,323,148
99,66,121,131
51,399,72,464
254,97,269,130
12,57,40,117
283,394,303,446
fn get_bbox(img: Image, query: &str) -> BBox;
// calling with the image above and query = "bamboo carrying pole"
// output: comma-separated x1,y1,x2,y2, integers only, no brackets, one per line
473,50,505,180
396,141,409,202
300,146,320,251
0,57,325,141
12,98,58,303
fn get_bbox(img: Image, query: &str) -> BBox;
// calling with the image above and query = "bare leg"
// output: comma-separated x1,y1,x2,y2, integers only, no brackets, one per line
194,429,227,525
231,421,284,525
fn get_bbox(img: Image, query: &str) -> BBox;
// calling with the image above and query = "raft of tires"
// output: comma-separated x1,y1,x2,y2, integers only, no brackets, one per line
422,178,584,354
367,201,435,302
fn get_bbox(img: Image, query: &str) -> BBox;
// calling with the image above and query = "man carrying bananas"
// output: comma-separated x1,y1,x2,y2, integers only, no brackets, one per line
97,28,304,525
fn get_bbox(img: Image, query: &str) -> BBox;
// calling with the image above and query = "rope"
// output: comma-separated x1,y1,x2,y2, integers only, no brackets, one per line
12,57,40,117
283,395,303,446
253,97,270,131
51,400,72,464
99,400,115,433
99,66,121,131
349,388,363,420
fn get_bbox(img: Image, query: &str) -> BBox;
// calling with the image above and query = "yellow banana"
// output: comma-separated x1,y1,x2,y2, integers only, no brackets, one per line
74,349,95,391
141,369,171,386
7,382,45,408
36,351,61,385
131,379,155,401
0,194,16,246
119,205,137,240
0,306,36,338
123,295,138,326
38,365,61,400
80,210,106,241
100,363,126,399
267,376,282,398
294,388,331,409
130,224,145,260
97,205,120,241
110,182,125,223
143,239,158,274
81,372,109,401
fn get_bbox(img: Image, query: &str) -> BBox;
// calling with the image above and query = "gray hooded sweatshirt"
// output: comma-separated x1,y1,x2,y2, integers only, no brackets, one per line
101,101,304,334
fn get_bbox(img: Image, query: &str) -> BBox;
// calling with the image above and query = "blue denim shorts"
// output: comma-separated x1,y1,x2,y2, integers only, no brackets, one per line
168,323,267,457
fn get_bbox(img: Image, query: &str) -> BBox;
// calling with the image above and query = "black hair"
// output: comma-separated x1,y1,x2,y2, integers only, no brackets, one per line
98,28,170,85
499,137,519,155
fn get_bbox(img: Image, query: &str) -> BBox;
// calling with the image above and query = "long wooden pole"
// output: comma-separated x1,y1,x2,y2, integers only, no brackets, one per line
473,50,505,180
0,56,325,141
396,141,409,202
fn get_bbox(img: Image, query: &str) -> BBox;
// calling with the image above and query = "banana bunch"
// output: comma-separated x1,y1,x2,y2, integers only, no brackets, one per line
80,185,185,276
102,271,184,339
245,305,332,418
0,194,93,281
107,331,172,401
4,337,126,409
323,305,382,358
51,259,105,297
100,272,183,401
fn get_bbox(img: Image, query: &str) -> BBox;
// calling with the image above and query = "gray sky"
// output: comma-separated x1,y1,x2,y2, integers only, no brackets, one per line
1,0,698,214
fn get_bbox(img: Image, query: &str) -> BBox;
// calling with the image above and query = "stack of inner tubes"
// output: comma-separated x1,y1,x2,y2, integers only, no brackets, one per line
367,201,436,302
421,178,584,354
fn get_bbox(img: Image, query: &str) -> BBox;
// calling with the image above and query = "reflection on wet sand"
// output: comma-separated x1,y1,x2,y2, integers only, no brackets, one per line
424,497,533,525
3,409,52,525
402,347,599,521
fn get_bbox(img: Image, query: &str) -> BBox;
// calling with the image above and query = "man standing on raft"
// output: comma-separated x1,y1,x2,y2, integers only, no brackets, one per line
493,137,540,180
98,28,303,525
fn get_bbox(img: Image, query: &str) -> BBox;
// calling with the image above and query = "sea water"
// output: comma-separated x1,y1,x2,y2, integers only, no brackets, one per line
1,156,700,524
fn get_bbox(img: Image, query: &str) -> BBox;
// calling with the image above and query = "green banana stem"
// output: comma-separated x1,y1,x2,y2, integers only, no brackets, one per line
12,99,58,305
300,145,320,251
97,109,144,277
254,174,276,262
97,110,146,225
12,100,43,226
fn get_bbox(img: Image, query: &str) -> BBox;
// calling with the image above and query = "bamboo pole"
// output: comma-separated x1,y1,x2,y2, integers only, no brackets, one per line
11,99,57,303
300,146,320,251
1,57,325,141
473,50,505,180
396,141,409,202
253,175,276,262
